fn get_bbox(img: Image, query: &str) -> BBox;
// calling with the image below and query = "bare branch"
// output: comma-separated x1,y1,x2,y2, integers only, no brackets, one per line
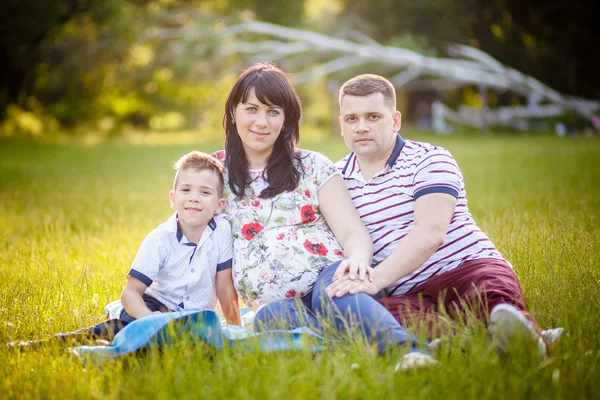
148,15,599,123
390,67,422,87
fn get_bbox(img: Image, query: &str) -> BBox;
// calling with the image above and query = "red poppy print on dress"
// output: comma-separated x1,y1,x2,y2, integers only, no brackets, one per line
241,222,264,240
303,239,328,256
251,200,260,207
214,150,225,160
300,205,316,223
285,289,297,298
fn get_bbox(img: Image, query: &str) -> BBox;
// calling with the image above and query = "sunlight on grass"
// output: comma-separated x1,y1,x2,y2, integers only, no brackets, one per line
1,133,599,398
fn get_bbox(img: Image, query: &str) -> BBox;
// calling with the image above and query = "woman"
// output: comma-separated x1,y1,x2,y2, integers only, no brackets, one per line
215,62,434,365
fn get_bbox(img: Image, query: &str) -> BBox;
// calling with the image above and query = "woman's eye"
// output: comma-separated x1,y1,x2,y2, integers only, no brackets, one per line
246,106,257,112
268,109,280,116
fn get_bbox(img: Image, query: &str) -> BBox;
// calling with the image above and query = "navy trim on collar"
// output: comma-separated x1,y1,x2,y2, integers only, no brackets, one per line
176,217,184,243
386,134,405,168
176,215,217,243
175,217,195,246
176,221,183,242
341,153,355,175
341,134,405,174
208,217,217,231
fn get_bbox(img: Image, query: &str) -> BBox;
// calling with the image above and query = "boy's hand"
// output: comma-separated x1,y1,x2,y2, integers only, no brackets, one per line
121,276,153,319
215,269,241,325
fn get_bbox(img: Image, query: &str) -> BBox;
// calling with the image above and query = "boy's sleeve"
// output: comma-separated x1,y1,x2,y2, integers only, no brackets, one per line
412,147,462,200
216,218,233,272
128,231,164,287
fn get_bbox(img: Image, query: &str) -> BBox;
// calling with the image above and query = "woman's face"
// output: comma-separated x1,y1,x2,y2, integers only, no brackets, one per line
234,87,285,165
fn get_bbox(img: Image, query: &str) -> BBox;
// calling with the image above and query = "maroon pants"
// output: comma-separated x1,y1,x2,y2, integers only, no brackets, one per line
377,258,538,339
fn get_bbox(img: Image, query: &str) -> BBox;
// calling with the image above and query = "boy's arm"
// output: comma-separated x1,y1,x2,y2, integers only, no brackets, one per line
215,269,240,325
121,276,158,319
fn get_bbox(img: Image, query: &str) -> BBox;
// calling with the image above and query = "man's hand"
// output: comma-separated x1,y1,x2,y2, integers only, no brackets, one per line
332,258,375,283
326,273,380,298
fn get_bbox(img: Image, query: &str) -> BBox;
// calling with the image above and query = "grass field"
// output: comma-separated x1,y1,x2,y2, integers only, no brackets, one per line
1,132,599,399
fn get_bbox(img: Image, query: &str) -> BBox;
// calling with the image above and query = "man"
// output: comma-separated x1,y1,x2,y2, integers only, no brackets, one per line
326,74,547,356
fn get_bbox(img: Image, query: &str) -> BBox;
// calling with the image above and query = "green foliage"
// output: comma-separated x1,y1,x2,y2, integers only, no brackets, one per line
1,0,597,137
0,0,126,112
341,0,472,46
1,133,599,398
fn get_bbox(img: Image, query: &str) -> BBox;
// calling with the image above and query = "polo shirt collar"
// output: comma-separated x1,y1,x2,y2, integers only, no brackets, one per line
162,213,217,246
341,134,405,178
386,134,405,168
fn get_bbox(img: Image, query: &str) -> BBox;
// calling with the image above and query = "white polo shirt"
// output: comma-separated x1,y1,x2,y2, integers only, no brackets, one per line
337,135,506,297
128,213,233,311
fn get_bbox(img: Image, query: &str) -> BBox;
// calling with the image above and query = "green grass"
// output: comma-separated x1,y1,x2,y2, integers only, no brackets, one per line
1,132,599,399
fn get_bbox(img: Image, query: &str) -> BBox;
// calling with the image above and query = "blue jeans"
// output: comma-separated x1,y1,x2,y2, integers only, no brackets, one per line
253,261,423,355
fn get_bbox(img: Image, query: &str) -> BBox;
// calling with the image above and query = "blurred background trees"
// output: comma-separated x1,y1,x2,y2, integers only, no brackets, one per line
1,0,598,136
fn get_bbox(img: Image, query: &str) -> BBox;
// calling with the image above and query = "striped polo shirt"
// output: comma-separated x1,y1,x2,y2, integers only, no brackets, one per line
337,134,506,297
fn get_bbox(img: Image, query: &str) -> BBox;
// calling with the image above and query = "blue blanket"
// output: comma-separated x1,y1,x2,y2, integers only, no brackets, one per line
70,310,335,365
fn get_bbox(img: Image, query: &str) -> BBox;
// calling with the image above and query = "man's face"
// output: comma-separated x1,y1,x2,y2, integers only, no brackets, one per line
339,93,401,161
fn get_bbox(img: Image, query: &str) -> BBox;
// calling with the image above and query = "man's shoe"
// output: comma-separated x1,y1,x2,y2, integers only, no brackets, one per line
394,352,439,371
489,303,547,358
541,327,564,344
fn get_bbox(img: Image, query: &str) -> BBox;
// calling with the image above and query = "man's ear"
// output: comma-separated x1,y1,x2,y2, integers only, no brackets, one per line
393,110,402,132
338,115,344,136
215,198,227,214
169,190,176,209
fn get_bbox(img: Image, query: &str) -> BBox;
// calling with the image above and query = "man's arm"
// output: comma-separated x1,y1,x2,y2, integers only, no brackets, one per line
121,276,158,318
215,268,241,325
319,174,374,281
326,192,456,297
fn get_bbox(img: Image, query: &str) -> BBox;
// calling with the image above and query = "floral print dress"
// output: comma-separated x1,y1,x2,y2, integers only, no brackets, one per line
214,150,345,310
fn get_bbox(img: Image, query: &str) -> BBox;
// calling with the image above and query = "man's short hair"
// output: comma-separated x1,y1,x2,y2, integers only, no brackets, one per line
339,74,397,111
173,151,225,197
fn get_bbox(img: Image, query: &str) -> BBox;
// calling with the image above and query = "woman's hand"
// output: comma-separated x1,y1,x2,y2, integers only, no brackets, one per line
332,258,375,283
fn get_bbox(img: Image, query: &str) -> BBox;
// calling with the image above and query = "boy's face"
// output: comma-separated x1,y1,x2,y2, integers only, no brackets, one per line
169,168,226,233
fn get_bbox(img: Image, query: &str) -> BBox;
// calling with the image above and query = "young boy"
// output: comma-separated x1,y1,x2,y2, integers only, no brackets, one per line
119,150,240,325
9,151,239,349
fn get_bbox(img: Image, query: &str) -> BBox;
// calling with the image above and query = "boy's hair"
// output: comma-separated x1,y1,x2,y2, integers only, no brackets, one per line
339,74,397,112
173,151,225,197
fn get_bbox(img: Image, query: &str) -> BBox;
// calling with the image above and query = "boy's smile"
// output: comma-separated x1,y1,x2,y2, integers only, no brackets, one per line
169,168,226,242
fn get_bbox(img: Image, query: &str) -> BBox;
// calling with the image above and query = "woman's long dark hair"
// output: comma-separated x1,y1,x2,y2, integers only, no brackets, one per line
223,62,303,199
